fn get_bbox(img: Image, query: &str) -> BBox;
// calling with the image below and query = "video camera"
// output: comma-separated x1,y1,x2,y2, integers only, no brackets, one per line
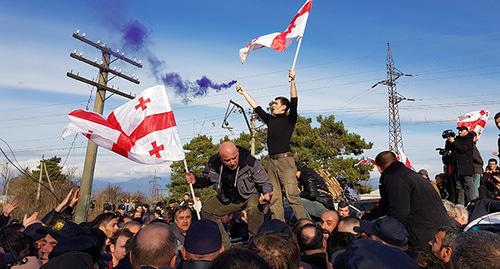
435,148,448,156
441,129,456,139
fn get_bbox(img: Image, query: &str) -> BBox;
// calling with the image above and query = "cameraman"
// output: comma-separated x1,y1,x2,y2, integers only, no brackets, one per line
446,126,475,205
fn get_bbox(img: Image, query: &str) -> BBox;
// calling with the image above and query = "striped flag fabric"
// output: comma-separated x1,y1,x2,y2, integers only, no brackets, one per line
456,110,489,139
239,0,313,63
397,147,414,170
62,85,185,164
354,157,375,167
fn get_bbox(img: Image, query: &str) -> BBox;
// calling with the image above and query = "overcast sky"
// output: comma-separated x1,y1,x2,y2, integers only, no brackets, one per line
1,0,499,185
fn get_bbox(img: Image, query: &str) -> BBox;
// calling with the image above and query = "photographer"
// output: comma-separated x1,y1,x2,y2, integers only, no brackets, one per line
438,130,458,203
446,126,475,205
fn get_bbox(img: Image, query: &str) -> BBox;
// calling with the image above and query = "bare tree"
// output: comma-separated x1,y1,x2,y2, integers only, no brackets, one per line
0,162,14,195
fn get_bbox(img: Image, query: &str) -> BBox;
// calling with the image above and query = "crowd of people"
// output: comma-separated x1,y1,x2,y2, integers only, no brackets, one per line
0,72,499,269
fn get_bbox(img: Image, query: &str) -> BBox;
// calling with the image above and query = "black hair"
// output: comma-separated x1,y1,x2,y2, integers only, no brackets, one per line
210,247,271,269
274,97,290,113
84,212,119,230
297,224,323,251
338,201,349,209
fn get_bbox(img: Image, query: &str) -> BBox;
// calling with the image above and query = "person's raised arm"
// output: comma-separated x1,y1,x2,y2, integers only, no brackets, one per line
289,69,297,98
236,84,259,109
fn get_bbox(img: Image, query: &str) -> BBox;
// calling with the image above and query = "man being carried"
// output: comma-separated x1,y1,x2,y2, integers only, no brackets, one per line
185,141,273,248
237,70,308,221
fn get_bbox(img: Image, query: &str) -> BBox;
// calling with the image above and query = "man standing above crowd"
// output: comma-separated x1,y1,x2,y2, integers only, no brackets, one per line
237,70,308,221
369,151,450,250
447,126,475,204
185,141,273,248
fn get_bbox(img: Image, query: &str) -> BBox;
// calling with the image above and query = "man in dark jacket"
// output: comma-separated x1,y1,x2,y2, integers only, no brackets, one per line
370,151,450,250
296,166,335,219
471,132,483,200
185,141,273,248
495,112,500,158
447,126,475,205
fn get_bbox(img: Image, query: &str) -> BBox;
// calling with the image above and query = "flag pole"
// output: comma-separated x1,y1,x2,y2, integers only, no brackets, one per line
183,159,201,219
291,36,304,71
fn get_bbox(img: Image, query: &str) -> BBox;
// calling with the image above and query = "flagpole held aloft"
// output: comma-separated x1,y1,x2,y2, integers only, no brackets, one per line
183,159,201,220
291,36,303,71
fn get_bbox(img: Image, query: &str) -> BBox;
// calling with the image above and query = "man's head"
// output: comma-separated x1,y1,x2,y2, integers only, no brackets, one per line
38,234,58,264
453,205,468,226
209,247,271,269
375,151,397,172
418,169,430,180
320,210,340,237
110,229,134,264
174,206,192,234
249,233,300,269
271,97,290,115
488,158,498,171
451,230,500,269
337,216,361,235
337,201,350,218
495,112,500,130
219,141,239,170
429,226,461,265
182,220,223,262
297,224,325,253
130,222,178,269
456,126,469,137
123,221,141,235
354,216,409,250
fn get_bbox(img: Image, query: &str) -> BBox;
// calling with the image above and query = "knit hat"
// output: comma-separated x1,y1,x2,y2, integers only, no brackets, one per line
184,220,222,255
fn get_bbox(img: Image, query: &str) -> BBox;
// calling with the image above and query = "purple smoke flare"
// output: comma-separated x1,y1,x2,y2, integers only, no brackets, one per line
121,20,148,51
162,72,237,103
93,4,236,103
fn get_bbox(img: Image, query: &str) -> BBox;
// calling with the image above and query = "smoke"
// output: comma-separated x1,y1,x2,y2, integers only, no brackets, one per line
113,18,236,103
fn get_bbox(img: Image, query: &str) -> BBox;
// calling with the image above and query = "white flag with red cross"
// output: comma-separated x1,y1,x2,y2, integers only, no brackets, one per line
62,85,185,164
396,147,414,170
239,0,313,63
354,157,375,167
456,110,489,139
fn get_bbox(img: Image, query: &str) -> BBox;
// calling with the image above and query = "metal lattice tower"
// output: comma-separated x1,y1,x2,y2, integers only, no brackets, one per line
372,43,414,152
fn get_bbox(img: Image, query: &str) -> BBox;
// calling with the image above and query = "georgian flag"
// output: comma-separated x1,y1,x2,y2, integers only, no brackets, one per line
354,157,375,167
239,0,313,63
397,147,414,170
62,85,185,164
457,110,489,139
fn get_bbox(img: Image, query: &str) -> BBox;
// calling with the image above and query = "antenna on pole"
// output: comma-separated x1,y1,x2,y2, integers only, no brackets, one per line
371,43,414,152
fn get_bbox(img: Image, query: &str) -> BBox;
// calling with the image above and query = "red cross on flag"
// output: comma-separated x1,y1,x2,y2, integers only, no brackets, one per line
62,85,185,164
396,147,414,170
456,110,489,139
239,0,313,63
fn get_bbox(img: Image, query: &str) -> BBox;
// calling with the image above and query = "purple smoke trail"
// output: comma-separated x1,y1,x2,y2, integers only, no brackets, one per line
107,16,236,103
161,73,237,103
121,20,148,51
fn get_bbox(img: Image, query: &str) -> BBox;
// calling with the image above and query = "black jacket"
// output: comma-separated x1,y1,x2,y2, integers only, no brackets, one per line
373,161,450,250
194,148,272,203
472,144,484,174
298,168,334,210
449,134,474,176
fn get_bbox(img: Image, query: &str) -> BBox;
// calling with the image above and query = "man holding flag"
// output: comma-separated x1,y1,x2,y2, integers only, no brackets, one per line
184,141,273,248
237,70,309,221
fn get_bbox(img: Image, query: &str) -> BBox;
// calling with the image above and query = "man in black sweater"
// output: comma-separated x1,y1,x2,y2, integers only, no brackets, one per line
369,151,450,250
447,126,475,205
237,70,308,221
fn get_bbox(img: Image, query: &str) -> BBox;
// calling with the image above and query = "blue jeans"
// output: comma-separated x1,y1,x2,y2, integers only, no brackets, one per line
301,198,328,219
456,175,475,205
471,173,481,200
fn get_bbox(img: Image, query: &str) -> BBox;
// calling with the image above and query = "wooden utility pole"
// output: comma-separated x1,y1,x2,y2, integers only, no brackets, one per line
250,110,257,156
36,158,54,201
68,30,142,223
